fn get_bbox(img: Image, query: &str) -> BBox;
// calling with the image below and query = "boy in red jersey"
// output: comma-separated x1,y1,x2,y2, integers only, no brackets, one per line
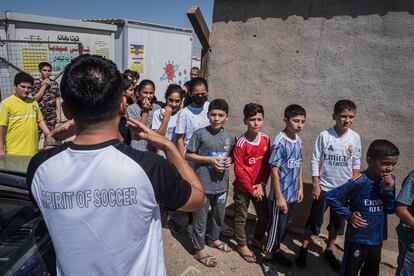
233,103,270,263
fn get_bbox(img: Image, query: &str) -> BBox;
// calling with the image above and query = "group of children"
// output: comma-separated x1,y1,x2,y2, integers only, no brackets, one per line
3,64,412,275
121,73,412,276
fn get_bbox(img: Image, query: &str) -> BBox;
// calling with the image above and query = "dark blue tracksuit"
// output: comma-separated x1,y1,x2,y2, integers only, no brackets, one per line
326,172,395,276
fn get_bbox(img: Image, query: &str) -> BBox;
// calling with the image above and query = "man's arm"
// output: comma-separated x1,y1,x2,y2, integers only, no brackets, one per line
32,79,50,102
176,134,185,157
46,119,76,141
55,98,62,125
127,117,206,212
38,120,50,136
0,125,6,155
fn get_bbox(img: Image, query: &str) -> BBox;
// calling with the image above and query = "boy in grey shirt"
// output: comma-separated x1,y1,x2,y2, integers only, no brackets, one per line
186,99,237,268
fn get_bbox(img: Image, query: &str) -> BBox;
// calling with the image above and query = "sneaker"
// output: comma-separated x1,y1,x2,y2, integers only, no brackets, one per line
272,251,293,268
323,249,341,271
295,247,308,268
167,219,183,234
261,258,278,276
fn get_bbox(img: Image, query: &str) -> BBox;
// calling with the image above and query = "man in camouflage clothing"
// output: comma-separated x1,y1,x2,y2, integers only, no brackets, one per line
31,62,62,133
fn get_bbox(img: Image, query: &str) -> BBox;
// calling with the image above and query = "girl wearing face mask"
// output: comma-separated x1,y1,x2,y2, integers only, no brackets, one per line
174,77,210,234
175,77,210,157
152,84,184,158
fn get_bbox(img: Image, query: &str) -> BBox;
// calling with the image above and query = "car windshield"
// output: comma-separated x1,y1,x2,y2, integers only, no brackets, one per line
0,196,53,275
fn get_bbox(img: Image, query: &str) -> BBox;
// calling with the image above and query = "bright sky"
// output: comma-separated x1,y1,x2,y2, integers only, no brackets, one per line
0,0,214,56
0,0,213,28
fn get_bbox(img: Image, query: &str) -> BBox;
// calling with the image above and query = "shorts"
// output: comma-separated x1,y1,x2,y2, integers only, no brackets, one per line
304,190,345,236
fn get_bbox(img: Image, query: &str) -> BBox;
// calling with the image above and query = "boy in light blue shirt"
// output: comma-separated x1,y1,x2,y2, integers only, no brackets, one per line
262,104,306,275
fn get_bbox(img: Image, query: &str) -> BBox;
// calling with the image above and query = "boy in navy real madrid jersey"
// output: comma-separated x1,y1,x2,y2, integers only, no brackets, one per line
326,139,399,276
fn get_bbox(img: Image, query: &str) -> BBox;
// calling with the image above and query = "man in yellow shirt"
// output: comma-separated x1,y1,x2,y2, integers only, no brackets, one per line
0,72,49,156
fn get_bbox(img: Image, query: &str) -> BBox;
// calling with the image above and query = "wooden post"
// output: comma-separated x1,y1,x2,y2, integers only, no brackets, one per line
187,6,210,79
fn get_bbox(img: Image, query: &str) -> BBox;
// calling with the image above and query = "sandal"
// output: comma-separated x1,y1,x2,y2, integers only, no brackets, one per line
194,254,217,267
209,241,231,253
238,251,257,263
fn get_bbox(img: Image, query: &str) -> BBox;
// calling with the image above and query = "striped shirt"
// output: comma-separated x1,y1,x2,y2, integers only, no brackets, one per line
269,132,303,203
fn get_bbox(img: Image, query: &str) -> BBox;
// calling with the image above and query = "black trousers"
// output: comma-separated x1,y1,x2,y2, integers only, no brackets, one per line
342,242,382,276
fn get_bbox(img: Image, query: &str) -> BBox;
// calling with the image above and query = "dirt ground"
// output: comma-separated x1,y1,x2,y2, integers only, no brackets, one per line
163,209,397,276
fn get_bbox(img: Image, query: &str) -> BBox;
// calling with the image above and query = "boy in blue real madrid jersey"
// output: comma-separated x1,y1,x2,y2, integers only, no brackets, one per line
261,104,306,275
326,139,399,276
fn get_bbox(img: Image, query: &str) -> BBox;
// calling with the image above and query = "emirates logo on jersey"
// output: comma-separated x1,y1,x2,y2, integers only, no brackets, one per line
32,105,37,112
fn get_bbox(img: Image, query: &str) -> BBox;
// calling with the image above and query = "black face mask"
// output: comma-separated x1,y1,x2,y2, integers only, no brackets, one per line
191,94,208,107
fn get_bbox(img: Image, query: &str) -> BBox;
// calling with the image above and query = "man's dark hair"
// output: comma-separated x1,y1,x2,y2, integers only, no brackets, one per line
189,77,208,94
208,99,229,114
367,139,400,160
244,103,264,120
284,104,306,119
191,67,199,71
123,69,140,80
14,72,34,86
60,54,122,127
334,100,356,114
38,62,52,70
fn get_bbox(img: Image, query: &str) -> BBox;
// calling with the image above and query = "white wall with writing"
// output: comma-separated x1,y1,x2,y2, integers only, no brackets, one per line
15,28,113,77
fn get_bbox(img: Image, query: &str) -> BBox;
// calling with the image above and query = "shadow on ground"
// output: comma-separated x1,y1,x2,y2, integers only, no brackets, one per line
163,210,395,275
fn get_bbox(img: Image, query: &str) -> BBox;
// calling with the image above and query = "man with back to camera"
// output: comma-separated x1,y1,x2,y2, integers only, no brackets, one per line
27,54,206,276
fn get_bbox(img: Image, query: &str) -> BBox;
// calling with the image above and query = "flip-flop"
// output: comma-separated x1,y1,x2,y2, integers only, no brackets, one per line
209,241,231,253
238,251,257,263
194,254,217,267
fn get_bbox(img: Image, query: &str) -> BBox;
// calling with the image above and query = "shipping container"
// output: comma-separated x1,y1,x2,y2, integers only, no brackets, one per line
0,11,116,98
87,18,193,99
